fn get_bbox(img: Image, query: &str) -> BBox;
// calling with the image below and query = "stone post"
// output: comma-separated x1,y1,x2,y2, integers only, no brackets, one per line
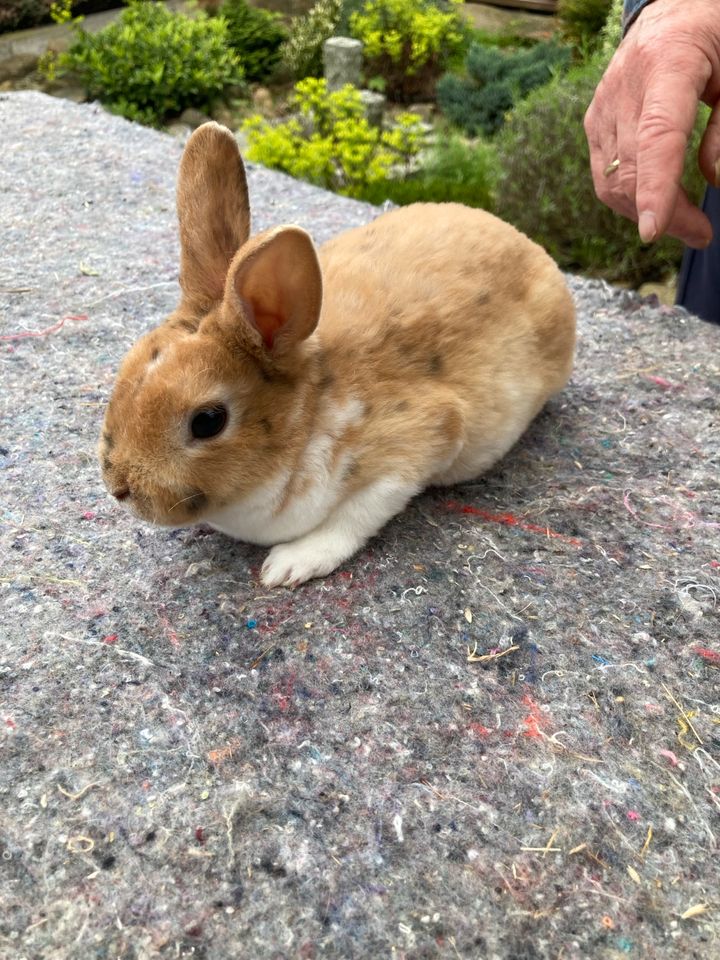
360,90,386,129
323,37,363,92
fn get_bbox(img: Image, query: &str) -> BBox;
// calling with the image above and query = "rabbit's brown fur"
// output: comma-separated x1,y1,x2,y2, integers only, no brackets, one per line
100,122,575,587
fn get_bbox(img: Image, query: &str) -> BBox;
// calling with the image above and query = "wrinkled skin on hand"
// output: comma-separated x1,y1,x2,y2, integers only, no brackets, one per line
584,0,720,248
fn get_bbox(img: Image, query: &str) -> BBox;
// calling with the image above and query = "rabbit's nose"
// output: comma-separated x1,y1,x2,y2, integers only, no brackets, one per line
113,486,131,501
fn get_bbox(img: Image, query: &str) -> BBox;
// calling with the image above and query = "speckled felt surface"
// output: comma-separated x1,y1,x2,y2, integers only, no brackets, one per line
1,92,719,960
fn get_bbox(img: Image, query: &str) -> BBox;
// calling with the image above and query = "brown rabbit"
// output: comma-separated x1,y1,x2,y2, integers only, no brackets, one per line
100,122,575,588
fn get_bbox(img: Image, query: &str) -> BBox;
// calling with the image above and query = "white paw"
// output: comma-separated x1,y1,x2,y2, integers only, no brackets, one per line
260,536,347,588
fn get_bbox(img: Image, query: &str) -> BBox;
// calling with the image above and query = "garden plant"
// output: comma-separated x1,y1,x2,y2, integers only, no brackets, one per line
348,0,467,101
219,0,287,83
44,0,242,126
242,77,425,198
25,0,689,288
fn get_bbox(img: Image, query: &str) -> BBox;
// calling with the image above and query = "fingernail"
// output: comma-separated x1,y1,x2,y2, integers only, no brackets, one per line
638,211,657,243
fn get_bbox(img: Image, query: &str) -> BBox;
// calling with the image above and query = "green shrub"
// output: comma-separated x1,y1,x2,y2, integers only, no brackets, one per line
219,0,286,83
359,134,499,209
242,77,425,198
557,0,612,51
495,57,707,284
437,40,571,137
280,0,343,79
349,0,467,102
49,1,242,127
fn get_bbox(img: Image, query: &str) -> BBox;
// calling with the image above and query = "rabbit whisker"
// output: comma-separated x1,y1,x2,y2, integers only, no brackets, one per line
169,493,202,512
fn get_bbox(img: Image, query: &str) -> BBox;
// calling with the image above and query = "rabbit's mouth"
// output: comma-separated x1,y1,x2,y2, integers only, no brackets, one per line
100,447,207,526
111,487,158,524
127,487,208,527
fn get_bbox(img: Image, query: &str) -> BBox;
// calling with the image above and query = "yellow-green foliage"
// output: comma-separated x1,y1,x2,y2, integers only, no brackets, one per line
351,0,463,69
39,0,78,81
243,77,424,197
49,0,74,24
349,0,466,101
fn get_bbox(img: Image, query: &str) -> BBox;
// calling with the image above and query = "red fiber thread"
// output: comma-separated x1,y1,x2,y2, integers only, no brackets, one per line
0,314,90,341
693,646,720,665
520,694,550,738
445,500,582,547
644,374,678,390
158,608,180,648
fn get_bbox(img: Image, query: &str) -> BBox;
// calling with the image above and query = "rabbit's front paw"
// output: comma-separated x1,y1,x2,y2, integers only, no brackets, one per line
260,477,417,588
261,535,347,589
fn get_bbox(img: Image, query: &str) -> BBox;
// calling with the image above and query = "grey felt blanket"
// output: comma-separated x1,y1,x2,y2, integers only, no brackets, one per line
1,92,718,960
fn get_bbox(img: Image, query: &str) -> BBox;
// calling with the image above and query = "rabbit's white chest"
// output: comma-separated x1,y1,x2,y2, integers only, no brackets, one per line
204,398,364,546
205,462,342,546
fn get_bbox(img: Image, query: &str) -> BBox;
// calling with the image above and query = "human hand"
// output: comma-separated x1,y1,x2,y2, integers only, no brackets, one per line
584,0,720,248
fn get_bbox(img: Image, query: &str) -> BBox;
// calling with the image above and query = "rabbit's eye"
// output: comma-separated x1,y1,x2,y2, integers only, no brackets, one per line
190,405,228,440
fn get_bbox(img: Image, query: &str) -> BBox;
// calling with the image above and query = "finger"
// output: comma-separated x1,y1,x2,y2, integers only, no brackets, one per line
589,140,622,212
664,184,714,247
585,69,646,223
698,101,720,186
585,107,632,217
585,83,619,199
613,108,640,213
598,168,639,222
635,72,711,244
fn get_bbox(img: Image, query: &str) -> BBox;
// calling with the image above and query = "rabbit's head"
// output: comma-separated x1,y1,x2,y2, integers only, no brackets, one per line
100,123,323,527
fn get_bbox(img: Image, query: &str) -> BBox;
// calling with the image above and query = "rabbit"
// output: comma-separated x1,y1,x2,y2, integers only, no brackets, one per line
100,122,575,588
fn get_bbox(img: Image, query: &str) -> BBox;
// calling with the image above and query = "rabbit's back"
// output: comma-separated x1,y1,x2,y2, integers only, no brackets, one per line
318,203,574,399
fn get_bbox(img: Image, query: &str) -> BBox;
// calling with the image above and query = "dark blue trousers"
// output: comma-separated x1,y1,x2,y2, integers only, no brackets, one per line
676,186,720,323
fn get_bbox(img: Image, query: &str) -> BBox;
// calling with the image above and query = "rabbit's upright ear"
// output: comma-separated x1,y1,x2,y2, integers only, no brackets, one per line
176,122,251,308
221,226,323,355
